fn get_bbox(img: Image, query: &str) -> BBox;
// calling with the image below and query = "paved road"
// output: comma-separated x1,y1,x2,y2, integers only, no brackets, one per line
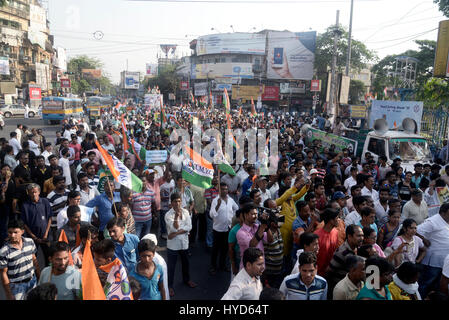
0,117,230,300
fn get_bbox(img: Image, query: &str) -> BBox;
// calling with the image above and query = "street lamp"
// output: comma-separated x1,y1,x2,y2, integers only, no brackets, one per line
230,25,235,33
211,27,221,33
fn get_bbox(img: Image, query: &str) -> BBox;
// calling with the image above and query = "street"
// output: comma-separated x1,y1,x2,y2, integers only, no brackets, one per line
0,117,230,300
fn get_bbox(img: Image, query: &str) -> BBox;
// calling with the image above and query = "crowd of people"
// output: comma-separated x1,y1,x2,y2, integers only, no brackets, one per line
0,101,448,301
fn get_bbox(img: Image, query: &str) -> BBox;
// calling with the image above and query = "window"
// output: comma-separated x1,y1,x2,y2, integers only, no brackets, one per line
367,138,386,157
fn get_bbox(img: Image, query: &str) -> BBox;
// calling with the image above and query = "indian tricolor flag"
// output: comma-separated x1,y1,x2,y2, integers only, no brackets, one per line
182,145,214,189
216,138,236,176
129,139,147,163
95,140,143,193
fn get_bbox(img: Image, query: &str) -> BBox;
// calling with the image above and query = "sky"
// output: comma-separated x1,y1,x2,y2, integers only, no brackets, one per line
47,0,447,84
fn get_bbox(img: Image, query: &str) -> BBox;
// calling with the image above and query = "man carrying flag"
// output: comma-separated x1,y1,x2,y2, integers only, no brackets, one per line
182,144,214,189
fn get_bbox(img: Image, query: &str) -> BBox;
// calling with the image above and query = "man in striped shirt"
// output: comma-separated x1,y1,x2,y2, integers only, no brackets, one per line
131,176,156,239
47,175,70,241
0,219,40,300
85,162,100,190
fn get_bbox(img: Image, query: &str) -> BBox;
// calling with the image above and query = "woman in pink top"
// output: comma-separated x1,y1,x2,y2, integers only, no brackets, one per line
363,226,386,258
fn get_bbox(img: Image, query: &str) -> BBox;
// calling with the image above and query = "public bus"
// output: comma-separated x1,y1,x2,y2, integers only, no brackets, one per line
86,96,111,124
42,97,83,124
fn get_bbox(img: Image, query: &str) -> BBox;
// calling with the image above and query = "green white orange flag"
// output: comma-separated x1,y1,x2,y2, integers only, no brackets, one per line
98,258,133,300
95,140,143,193
129,139,147,163
216,138,236,176
182,144,214,189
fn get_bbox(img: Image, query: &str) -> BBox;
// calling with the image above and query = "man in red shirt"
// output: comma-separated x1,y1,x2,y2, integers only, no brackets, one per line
314,183,327,212
314,208,340,277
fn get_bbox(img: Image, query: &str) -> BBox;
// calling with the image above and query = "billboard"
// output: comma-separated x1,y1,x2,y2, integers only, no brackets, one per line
310,79,321,92
35,63,50,91
212,83,232,92
267,31,317,80
55,47,67,72
121,71,140,89
82,69,102,78
262,86,280,101
144,94,163,108
160,44,177,56
434,20,449,77
304,126,358,155
196,33,265,56
193,63,253,80
350,105,367,119
146,63,158,76
60,78,71,88
29,86,42,100
339,75,351,105
28,4,47,49
0,57,10,75
180,81,189,90
232,85,261,101
194,82,208,96
369,100,424,133
280,82,306,94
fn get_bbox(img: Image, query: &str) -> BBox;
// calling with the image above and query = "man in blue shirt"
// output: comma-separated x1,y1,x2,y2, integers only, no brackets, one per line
107,216,139,273
241,166,256,198
85,178,121,233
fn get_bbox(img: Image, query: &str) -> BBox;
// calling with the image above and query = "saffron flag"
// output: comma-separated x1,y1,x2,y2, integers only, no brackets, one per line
182,145,214,189
81,239,106,300
98,258,133,300
121,114,129,155
95,140,143,193
251,98,256,117
58,229,74,266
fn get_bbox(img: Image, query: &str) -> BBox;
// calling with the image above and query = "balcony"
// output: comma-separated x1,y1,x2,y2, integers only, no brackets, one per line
1,5,29,20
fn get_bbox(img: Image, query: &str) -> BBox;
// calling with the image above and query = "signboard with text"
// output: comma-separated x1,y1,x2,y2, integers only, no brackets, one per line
60,78,71,88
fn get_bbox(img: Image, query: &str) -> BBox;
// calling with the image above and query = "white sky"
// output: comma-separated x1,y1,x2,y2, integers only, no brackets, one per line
48,0,447,84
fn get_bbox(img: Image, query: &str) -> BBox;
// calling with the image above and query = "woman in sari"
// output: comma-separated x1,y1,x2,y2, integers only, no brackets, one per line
377,209,401,250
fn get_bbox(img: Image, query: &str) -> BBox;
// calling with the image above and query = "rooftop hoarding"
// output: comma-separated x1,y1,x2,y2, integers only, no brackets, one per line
369,100,424,133
192,63,253,80
196,33,266,56
121,71,140,90
28,4,47,49
267,31,317,80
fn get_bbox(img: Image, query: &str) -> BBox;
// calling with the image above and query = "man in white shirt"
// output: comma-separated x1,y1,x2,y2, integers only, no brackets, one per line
344,196,368,227
361,175,379,202
256,177,272,204
221,247,264,300
344,166,358,191
164,192,197,297
374,187,390,228
402,190,428,225
209,183,238,274
76,172,99,205
9,132,21,156
56,190,94,228
41,143,53,166
15,124,22,144
101,136,115,154
59,147,72,188
221,171,241,203
417,203,449,298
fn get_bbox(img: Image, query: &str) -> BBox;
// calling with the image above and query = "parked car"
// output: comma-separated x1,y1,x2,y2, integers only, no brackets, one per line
0,104,39,118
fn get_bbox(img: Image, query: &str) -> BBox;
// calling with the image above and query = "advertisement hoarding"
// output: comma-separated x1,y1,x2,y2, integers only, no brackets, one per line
262,86,280,101
434,20,449,77
350,105,367,119
194,82,208,96
146,63,158,76
310,79,321,92
121,71,140,89
304,126,358,155
144,94,163,108
267,31,317,80
280,82,306,94
369,100,424,133
60,78,71,88
180,81,189,90
28,4,47,49
213,83,232,92
35,63,50,91
29,86,42,100
339,75,351,105
196,33,265,56
82,69,102,78
232,85,261,101
193,63,253,80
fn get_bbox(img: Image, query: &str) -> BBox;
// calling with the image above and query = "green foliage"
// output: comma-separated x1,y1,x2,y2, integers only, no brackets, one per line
67,55,116,95
315,25,377,74
349,80,366,104
434,0,449,17
142,64,180,95
416,77,449,106
0,0,7,7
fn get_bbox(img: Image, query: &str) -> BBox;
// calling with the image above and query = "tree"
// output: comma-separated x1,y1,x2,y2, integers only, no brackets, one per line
416,77,449,106
435,0,449,17
67,55,115,95
0,0,7,7
349,80,365,104
315,25,376,74
142,64,180,96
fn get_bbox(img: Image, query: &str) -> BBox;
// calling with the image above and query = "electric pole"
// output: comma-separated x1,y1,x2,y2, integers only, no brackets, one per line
329,10,340,125
345,0,354,77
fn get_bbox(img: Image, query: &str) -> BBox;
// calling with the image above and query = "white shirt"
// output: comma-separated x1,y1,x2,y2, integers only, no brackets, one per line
28,140,40,156
361,186,379,202
15,128,22,143
209,196,238,232
76,185,100,206
153,252,170,300
59,157,72,186
101,143,115,154
424,187,441,217
374,201,389,226
344,176,357,191
56,205,95,229
443,254,449,280
221,174,241,193
259,189,272,205
402,200,428,225
345,210,361,226
164,208,192,251
345,164,362,177
42,150,52,166
236,168,249,186
417,214,449,268
221,268,262,300
9,138,21,155
269,182,279,200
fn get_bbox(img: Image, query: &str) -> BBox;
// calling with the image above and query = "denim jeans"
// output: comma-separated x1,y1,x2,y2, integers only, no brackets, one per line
206,213,213,248
135,219,152,239
9,275,37,300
